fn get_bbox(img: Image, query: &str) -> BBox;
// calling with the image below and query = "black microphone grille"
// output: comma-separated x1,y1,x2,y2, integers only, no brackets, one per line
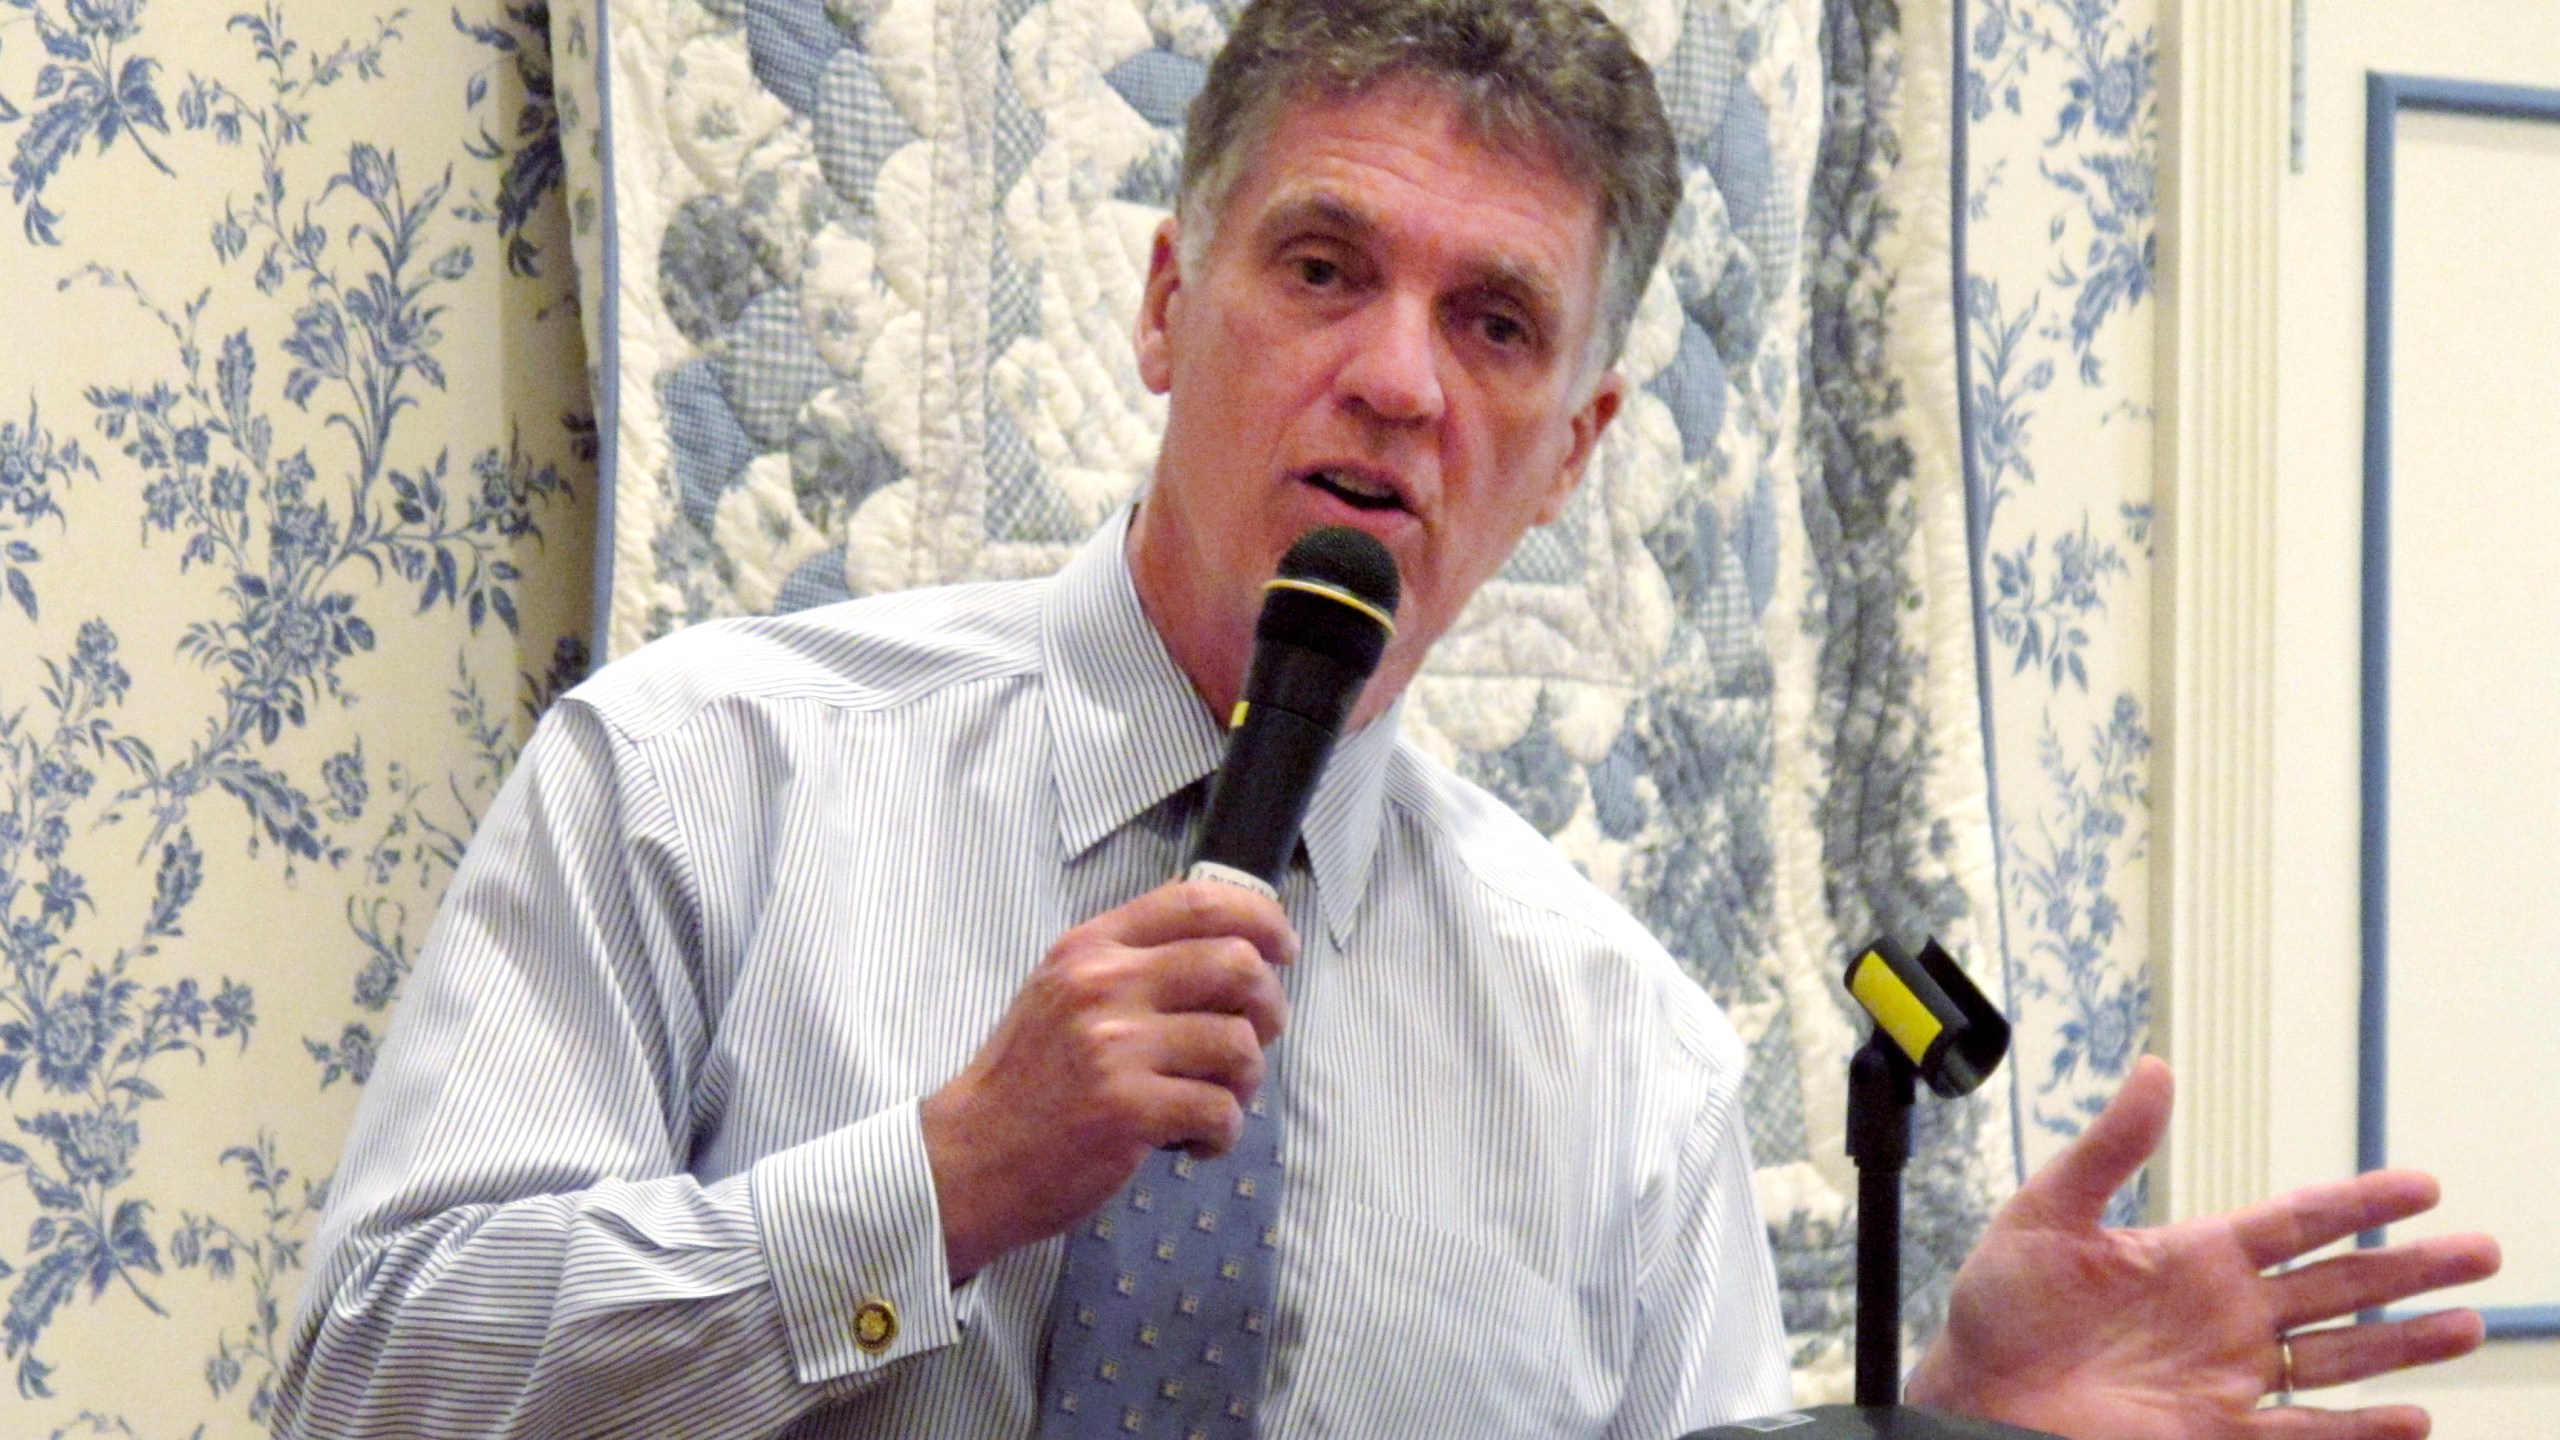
1275,526,1401,621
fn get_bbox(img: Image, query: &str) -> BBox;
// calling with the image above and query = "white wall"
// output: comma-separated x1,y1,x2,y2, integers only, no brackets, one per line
2268,2,2560,1428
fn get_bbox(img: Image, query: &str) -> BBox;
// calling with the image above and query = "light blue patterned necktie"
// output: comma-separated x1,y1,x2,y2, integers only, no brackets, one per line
1033,1087,1285,1439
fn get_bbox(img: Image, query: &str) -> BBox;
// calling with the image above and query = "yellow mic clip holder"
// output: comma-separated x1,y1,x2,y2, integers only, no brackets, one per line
1842,936,2010,1100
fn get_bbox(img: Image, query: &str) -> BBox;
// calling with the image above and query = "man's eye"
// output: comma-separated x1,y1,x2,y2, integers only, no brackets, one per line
1478,312,1530,349
1294,256,1340,287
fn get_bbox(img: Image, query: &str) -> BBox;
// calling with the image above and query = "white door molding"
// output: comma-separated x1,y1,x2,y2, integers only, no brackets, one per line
2153,0,2289,1222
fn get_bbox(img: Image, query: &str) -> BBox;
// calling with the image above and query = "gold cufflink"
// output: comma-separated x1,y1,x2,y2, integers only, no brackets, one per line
852,1297,898,1354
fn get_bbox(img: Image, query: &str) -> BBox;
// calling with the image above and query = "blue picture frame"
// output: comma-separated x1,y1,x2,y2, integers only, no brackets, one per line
2359,70,2560,1341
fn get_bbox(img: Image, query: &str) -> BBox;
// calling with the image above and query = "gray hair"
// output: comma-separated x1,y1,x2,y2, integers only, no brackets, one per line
1177,0,1681,374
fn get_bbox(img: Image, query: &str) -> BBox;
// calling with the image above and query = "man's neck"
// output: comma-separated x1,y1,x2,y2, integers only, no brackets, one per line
1123,499,1252,726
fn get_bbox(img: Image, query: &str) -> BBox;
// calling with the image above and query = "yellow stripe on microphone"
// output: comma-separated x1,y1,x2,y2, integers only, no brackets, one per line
1230,701,1250,729
1262,577,1396,635
1847,948,1944,1066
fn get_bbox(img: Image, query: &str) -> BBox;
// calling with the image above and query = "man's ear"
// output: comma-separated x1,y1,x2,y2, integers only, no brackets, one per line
1533,369,1623,526
1133,217,1184,395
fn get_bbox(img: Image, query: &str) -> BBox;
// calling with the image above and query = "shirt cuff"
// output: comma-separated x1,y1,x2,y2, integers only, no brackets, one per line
750,1099,960,1384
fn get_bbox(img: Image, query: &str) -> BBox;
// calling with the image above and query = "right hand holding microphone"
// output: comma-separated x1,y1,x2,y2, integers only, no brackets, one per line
920,879,1297,1281
923,528,1394,1282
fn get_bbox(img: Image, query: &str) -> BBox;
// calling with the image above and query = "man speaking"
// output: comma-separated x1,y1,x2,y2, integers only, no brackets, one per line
279,1,2497,1435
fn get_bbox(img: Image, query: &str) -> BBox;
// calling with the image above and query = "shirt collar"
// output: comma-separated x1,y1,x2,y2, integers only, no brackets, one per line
1040,512,1400,946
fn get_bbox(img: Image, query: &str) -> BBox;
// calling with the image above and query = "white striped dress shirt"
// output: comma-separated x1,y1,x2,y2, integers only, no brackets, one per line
283,515,1792,1439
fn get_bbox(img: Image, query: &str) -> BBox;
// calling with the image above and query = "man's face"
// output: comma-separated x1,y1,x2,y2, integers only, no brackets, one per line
1127,80,1624,725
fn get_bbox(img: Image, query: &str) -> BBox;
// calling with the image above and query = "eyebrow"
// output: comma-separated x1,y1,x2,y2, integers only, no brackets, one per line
1249,189,1571,331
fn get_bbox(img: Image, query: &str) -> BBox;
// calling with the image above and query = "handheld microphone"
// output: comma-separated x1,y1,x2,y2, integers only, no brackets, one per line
1185,527,1401,898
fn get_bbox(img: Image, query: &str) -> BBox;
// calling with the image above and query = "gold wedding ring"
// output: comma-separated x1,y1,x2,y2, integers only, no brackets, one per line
2276,1332,2298,1403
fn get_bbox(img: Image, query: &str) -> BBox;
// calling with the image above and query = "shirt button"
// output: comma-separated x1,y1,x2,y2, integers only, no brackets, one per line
853,1297,899,1354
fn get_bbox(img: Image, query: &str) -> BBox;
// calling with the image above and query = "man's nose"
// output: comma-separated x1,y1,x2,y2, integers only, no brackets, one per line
1336,293,1445,425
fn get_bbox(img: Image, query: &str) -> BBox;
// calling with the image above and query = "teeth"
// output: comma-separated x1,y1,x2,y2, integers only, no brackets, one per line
1310,470,1396,506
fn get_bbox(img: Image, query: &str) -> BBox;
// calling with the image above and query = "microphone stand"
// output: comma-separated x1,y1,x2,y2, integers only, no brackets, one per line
1849,1028,1919,1411
1676,939,2062,1440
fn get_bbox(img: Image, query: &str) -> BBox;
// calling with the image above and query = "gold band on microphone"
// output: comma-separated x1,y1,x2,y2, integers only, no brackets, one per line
1263,577,1396,634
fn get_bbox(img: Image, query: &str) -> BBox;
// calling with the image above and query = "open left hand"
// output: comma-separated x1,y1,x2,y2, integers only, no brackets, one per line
1904,1056,2502,1439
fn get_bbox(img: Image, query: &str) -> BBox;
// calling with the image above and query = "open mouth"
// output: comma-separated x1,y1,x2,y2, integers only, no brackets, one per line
1301,468,1406,513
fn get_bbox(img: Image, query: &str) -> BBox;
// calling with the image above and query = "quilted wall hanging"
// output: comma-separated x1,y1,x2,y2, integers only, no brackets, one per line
552,0,2014,1391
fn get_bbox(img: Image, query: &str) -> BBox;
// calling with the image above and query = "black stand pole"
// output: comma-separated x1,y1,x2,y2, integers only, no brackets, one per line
1848,1030,1917,1408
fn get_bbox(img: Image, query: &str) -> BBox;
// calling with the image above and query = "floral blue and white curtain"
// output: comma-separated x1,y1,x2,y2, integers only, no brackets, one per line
0,1,592,1433
0,0,2157,1431
1961,0,2157,1196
